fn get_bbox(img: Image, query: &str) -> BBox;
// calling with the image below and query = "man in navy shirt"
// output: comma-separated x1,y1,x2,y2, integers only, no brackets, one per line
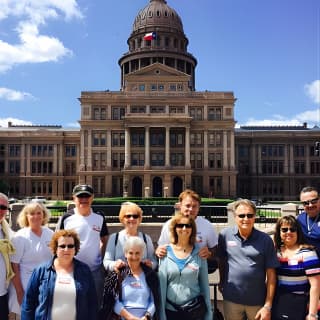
298,186,320,252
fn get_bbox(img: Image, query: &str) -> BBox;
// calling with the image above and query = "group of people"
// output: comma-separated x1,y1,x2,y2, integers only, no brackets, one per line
0,185,320,320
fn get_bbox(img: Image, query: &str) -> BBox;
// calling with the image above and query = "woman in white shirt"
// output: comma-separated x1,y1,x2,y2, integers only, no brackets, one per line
9,202,53,315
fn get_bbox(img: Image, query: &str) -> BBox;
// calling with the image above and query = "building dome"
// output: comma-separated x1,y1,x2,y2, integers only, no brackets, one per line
133,0,184,33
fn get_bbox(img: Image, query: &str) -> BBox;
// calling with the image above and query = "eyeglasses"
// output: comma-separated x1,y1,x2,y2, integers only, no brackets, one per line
281,227,297,233
124,214,140,219
76,194,91,198
237,213,255,219
175,223,192,229
58,244,75,249
302,198,319,206
0,205,8,210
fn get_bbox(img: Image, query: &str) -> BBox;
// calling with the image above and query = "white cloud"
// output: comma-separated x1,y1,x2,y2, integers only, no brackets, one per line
65,122,80,128
305,80,320,104
0,87,35,101
0,117,32,127
238,108,320,128
0,0,83,72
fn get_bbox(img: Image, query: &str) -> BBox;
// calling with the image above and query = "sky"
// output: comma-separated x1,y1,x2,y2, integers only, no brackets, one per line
0,0,319,129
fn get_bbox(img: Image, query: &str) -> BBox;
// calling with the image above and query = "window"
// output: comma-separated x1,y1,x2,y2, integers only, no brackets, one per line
170,106,184,113
190,133,203,146
139,84,145,91
31,181,52,195
131,132,145,146
151,153,164,166
31,145,53,157
208,131,222,146
150,106,165,113
65,145,77,157
191,153,203,168
112,106,125,120
208,107,222,120
92,132,106,146
131,153,144,166
311,161,320,174
92,152,106,170
151,130,165,146
112,132,125,147
170,153,184,166
131,106,146,113
261,145,284,157
294,145,305,157
158,84,164,91
209,153,222,169
262,160,284,175
170,132,184,147
151,84,157,91
9,145,21,157
169,84,176,91
31,161,53,175
294,161,305,174
238,145,249,158
112,153,125,169
9,160,20,175
190,107,203,120
64,161,76,176
0,144,5,157
93,106,106,120
209,177,222,196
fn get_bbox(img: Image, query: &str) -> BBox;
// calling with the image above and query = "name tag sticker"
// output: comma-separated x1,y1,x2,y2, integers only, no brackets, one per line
227,240,237,247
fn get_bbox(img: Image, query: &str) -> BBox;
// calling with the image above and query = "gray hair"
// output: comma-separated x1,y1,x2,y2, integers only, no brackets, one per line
123,236,146,256
0,193,8,202
229,198,256,215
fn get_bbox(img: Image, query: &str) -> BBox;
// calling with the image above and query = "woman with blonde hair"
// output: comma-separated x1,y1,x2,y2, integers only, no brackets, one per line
103,201,157,272
9,202,53,316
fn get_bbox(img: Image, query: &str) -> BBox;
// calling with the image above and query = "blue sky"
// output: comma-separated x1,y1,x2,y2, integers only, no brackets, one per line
0,0,319,128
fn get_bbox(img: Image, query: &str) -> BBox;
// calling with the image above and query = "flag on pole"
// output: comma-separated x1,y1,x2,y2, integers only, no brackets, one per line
143,32,156,41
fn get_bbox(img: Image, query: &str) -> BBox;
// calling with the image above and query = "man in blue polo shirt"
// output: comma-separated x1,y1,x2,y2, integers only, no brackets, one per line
298,186,320,252
218,199,279,320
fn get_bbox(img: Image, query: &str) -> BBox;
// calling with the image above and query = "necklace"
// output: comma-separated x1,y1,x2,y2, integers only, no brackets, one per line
307,214,319,234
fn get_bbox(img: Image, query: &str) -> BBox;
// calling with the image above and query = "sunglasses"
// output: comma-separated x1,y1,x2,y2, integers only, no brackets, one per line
58,244,75,249
281,227,297,233
237,213,255,219
302,198,319,206
124,214,140,219
76,194,91,198
0,205,8,210
175,223,192,229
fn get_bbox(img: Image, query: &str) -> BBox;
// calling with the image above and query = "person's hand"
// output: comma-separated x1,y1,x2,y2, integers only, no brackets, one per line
155,244,168,258
254,306,271,320
142,259,153,268
114,259,126,272
199,246,211,259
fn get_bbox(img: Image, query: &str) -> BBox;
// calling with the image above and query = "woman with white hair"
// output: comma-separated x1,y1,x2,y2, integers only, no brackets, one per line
9,202,53,316
101,236,161,320
0,193,15,320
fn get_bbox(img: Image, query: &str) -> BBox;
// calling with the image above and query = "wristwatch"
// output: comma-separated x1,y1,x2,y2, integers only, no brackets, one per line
308,314,319,319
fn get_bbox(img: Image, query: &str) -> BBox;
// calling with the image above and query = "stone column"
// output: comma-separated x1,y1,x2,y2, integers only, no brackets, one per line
165,126,170,167
185,126,191,168
124,127,130,168
145,127,150,168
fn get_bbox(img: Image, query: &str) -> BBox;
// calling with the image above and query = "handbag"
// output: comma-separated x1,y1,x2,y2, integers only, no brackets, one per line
167,295,207,319
271,291,308,320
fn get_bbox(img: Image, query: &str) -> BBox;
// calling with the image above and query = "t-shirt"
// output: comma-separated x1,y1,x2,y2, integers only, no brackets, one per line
276,247,320,294
11,227,54,289
57,209,108,271
157,215,218,249
52,272,76,320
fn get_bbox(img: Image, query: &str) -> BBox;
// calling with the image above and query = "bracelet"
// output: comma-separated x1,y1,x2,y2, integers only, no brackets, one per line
263,305,272,312
308,314,319,319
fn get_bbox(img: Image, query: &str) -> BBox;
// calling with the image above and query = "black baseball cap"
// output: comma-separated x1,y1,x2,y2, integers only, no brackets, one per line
72,184,94,197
